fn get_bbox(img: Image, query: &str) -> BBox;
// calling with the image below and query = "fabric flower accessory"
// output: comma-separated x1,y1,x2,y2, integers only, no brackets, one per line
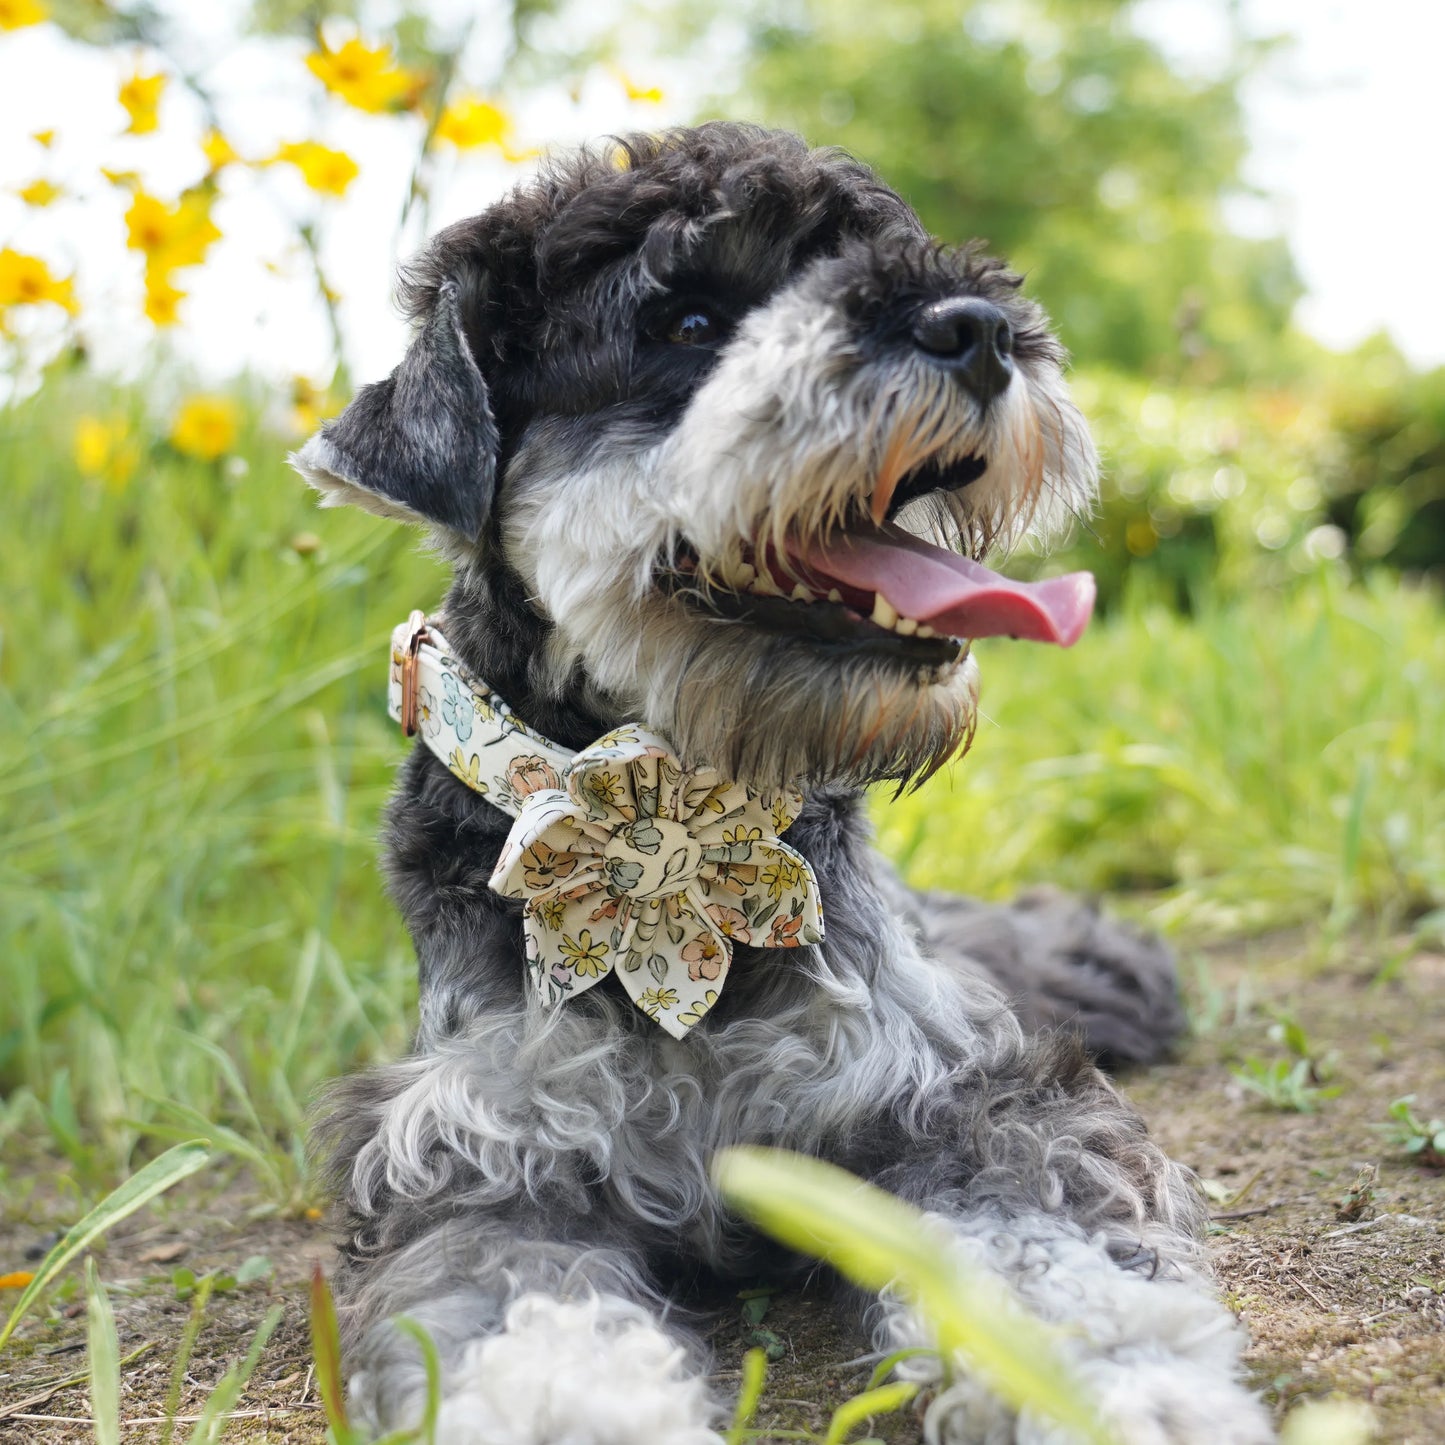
388,615,825,1037
490,726,824,1037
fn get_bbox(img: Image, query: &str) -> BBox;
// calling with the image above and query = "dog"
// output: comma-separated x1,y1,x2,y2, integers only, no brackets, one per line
294,123,1270,1444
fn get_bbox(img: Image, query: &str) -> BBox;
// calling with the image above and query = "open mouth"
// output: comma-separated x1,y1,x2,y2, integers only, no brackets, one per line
663,456,1096,668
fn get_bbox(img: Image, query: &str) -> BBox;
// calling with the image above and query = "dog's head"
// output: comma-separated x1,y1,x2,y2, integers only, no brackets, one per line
295,123,1098,790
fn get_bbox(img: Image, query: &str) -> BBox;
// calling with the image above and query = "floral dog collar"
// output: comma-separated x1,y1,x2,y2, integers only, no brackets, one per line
388,614,825,1038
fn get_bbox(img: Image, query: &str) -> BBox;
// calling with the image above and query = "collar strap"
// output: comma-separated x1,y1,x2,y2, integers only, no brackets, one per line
386,614,825,1038
388,611,575,801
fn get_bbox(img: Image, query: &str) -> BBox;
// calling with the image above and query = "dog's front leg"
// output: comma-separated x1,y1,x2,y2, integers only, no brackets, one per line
340,1221,720,1445
832,1025,1273,1445
861,1200,1272,1445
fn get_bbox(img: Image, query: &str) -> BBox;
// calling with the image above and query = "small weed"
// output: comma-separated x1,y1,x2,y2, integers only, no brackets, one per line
738,1288,787,1362
169,1253,272,1301
1231,1011,1342,1112
1231,1057,1340,1113
1267,1011,1339,1082
1335,1164,1377,1222
1381,1096,1445,1167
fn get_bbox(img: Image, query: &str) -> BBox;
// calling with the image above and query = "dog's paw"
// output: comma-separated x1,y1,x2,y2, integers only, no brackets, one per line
428,1294,720,1445
911,885,1184,1066
1080,1358,1274,1445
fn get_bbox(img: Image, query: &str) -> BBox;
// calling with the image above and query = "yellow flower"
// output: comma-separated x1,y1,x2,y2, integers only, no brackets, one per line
74,416,140,492
201,130,238,172
170,395,239,461
617,70,663,104
638,986,679,1017
143,271,185,326
588,770,625,807
119,70,166,135
0,248,77,314
760,853,803,901
770,794,795,834
560,929,609,979
124,190,221,271
434,95,510,150
31,128,55,147
0,1270,36,1288
306,36,415,114
0,0,46,29
499,140,542,165
676,990,718,1028
291,375,341,435
447,748,484,790
17,179,61,207
101,167,141,190
536,896,567,931
271,141,359,198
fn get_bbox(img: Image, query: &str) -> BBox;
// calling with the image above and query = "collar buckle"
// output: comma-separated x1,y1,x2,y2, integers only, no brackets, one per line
397,609,430,737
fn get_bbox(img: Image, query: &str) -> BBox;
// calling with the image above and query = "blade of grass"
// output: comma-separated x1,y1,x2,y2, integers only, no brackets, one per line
713,1147,1113,1445
183,1303,283,1445
725,1346,768,1445
824,1380,919,1444
310,1263,354,1444
1279,1399,1373,1445
0,1139,210,1351
865,1346,937,1391
393,1317,443,1445
85,1258,121,1445
163,1275,215,1445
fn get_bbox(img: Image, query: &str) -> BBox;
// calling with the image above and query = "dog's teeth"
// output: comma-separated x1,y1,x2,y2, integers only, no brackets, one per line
751,570,785,597
871,594,899,630
895,617,918,636
915,624,936,639
727,562,757,589
790,583,814,603
826,589,843,604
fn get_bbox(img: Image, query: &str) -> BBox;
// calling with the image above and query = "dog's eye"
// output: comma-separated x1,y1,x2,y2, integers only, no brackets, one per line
665,309,724,347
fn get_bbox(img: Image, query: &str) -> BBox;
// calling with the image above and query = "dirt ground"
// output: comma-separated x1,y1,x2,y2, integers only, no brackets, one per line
2,931,1442,1443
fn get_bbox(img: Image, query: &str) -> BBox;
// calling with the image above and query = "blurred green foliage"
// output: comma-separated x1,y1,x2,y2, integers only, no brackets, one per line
725,0,1301,380
1037,347,1445,608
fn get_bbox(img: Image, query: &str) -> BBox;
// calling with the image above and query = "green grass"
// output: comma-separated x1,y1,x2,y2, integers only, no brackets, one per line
2,374,1443,1195
1,376,446,1188
877,573,1445,938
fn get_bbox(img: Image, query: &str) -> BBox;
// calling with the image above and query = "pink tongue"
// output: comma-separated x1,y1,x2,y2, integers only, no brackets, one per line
792,524,1096,647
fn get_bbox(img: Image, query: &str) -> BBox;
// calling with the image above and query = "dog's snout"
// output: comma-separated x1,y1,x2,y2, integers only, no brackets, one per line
910,297,1014,404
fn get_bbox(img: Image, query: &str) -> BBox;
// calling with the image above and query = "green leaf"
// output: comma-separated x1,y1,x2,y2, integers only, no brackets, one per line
743,1325,786,1361
713,1147,1113,1445
824,1380,919,1445
85,1258,121,1445
0,1139,210,1352
235,1254,273,1286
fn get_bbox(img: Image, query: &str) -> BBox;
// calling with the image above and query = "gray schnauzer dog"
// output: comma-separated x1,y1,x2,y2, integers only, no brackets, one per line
295,124,1270,1444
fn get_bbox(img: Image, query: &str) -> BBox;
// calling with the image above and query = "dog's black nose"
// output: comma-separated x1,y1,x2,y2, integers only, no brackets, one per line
911,297,1014,405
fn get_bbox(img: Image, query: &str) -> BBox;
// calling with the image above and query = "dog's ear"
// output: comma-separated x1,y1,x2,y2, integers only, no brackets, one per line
291,278,499,541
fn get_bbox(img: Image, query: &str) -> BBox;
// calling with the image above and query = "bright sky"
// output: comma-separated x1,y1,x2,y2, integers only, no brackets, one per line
1,0,1442,395
1140,0,1445,368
